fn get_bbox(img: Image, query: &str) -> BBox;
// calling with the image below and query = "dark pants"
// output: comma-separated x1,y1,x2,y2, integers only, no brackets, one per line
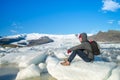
68,49,92,63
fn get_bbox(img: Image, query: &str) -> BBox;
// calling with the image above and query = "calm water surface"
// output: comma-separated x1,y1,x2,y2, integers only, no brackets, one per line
0,64,56,80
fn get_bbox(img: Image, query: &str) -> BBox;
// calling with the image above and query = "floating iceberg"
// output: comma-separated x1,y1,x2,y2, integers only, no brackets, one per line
16,64,40,80
19,52,47,68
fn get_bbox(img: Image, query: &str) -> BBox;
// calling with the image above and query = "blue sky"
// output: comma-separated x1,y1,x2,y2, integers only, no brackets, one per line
0,0,120,36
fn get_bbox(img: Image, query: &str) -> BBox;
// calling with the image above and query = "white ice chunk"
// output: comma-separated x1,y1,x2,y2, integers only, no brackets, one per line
117,55,120,61
46,56,118,80
0,47,4,50
38,63,47,73
19,53,47,68
16,64,40,80
107,66,120,80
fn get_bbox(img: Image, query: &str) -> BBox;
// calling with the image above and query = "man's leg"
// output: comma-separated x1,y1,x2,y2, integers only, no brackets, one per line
68,49,91,63
76,49,92,62
61,49,91,66
68,50,78,63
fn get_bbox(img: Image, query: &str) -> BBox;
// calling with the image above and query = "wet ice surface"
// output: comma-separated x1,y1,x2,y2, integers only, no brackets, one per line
0,64,19,80
0,64,56,80
0,34,120,80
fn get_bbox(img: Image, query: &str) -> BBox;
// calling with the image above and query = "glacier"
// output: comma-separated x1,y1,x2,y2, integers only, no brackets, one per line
0,33,120,80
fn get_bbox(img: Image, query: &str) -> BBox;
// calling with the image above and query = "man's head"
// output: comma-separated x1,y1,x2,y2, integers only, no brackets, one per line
78,33,88,42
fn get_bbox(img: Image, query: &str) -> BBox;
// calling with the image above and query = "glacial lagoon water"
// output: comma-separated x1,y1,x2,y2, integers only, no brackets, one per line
0,64,56,80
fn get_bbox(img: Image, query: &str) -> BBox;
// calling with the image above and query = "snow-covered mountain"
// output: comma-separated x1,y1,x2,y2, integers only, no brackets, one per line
0,33,120,80
0,33,55,47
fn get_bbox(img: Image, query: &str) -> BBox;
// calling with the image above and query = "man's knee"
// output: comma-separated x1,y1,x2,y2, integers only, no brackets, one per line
73,50,78,53
73,49,82,54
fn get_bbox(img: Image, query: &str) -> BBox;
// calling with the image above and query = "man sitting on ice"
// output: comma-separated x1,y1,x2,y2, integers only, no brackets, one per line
61,33,94,66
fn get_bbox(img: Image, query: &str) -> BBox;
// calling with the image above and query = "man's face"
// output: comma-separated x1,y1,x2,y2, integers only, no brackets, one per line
79,37,82,42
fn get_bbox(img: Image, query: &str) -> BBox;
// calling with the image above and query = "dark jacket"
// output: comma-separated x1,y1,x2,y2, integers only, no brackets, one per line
69,33,94,60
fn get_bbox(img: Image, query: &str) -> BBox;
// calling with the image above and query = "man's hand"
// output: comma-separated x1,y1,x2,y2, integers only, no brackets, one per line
67,49,71,54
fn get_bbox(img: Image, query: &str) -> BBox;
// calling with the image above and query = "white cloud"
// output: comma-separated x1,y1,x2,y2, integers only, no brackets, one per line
118,20,120,25
10,22,23,34
11,22,17,27
11,22,23,29
108,20,115,24
10,30,17,33
102,0,120,12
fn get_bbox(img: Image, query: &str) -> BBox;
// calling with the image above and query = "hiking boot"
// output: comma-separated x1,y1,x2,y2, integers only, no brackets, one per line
64,58,68,62
61,60,70,66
